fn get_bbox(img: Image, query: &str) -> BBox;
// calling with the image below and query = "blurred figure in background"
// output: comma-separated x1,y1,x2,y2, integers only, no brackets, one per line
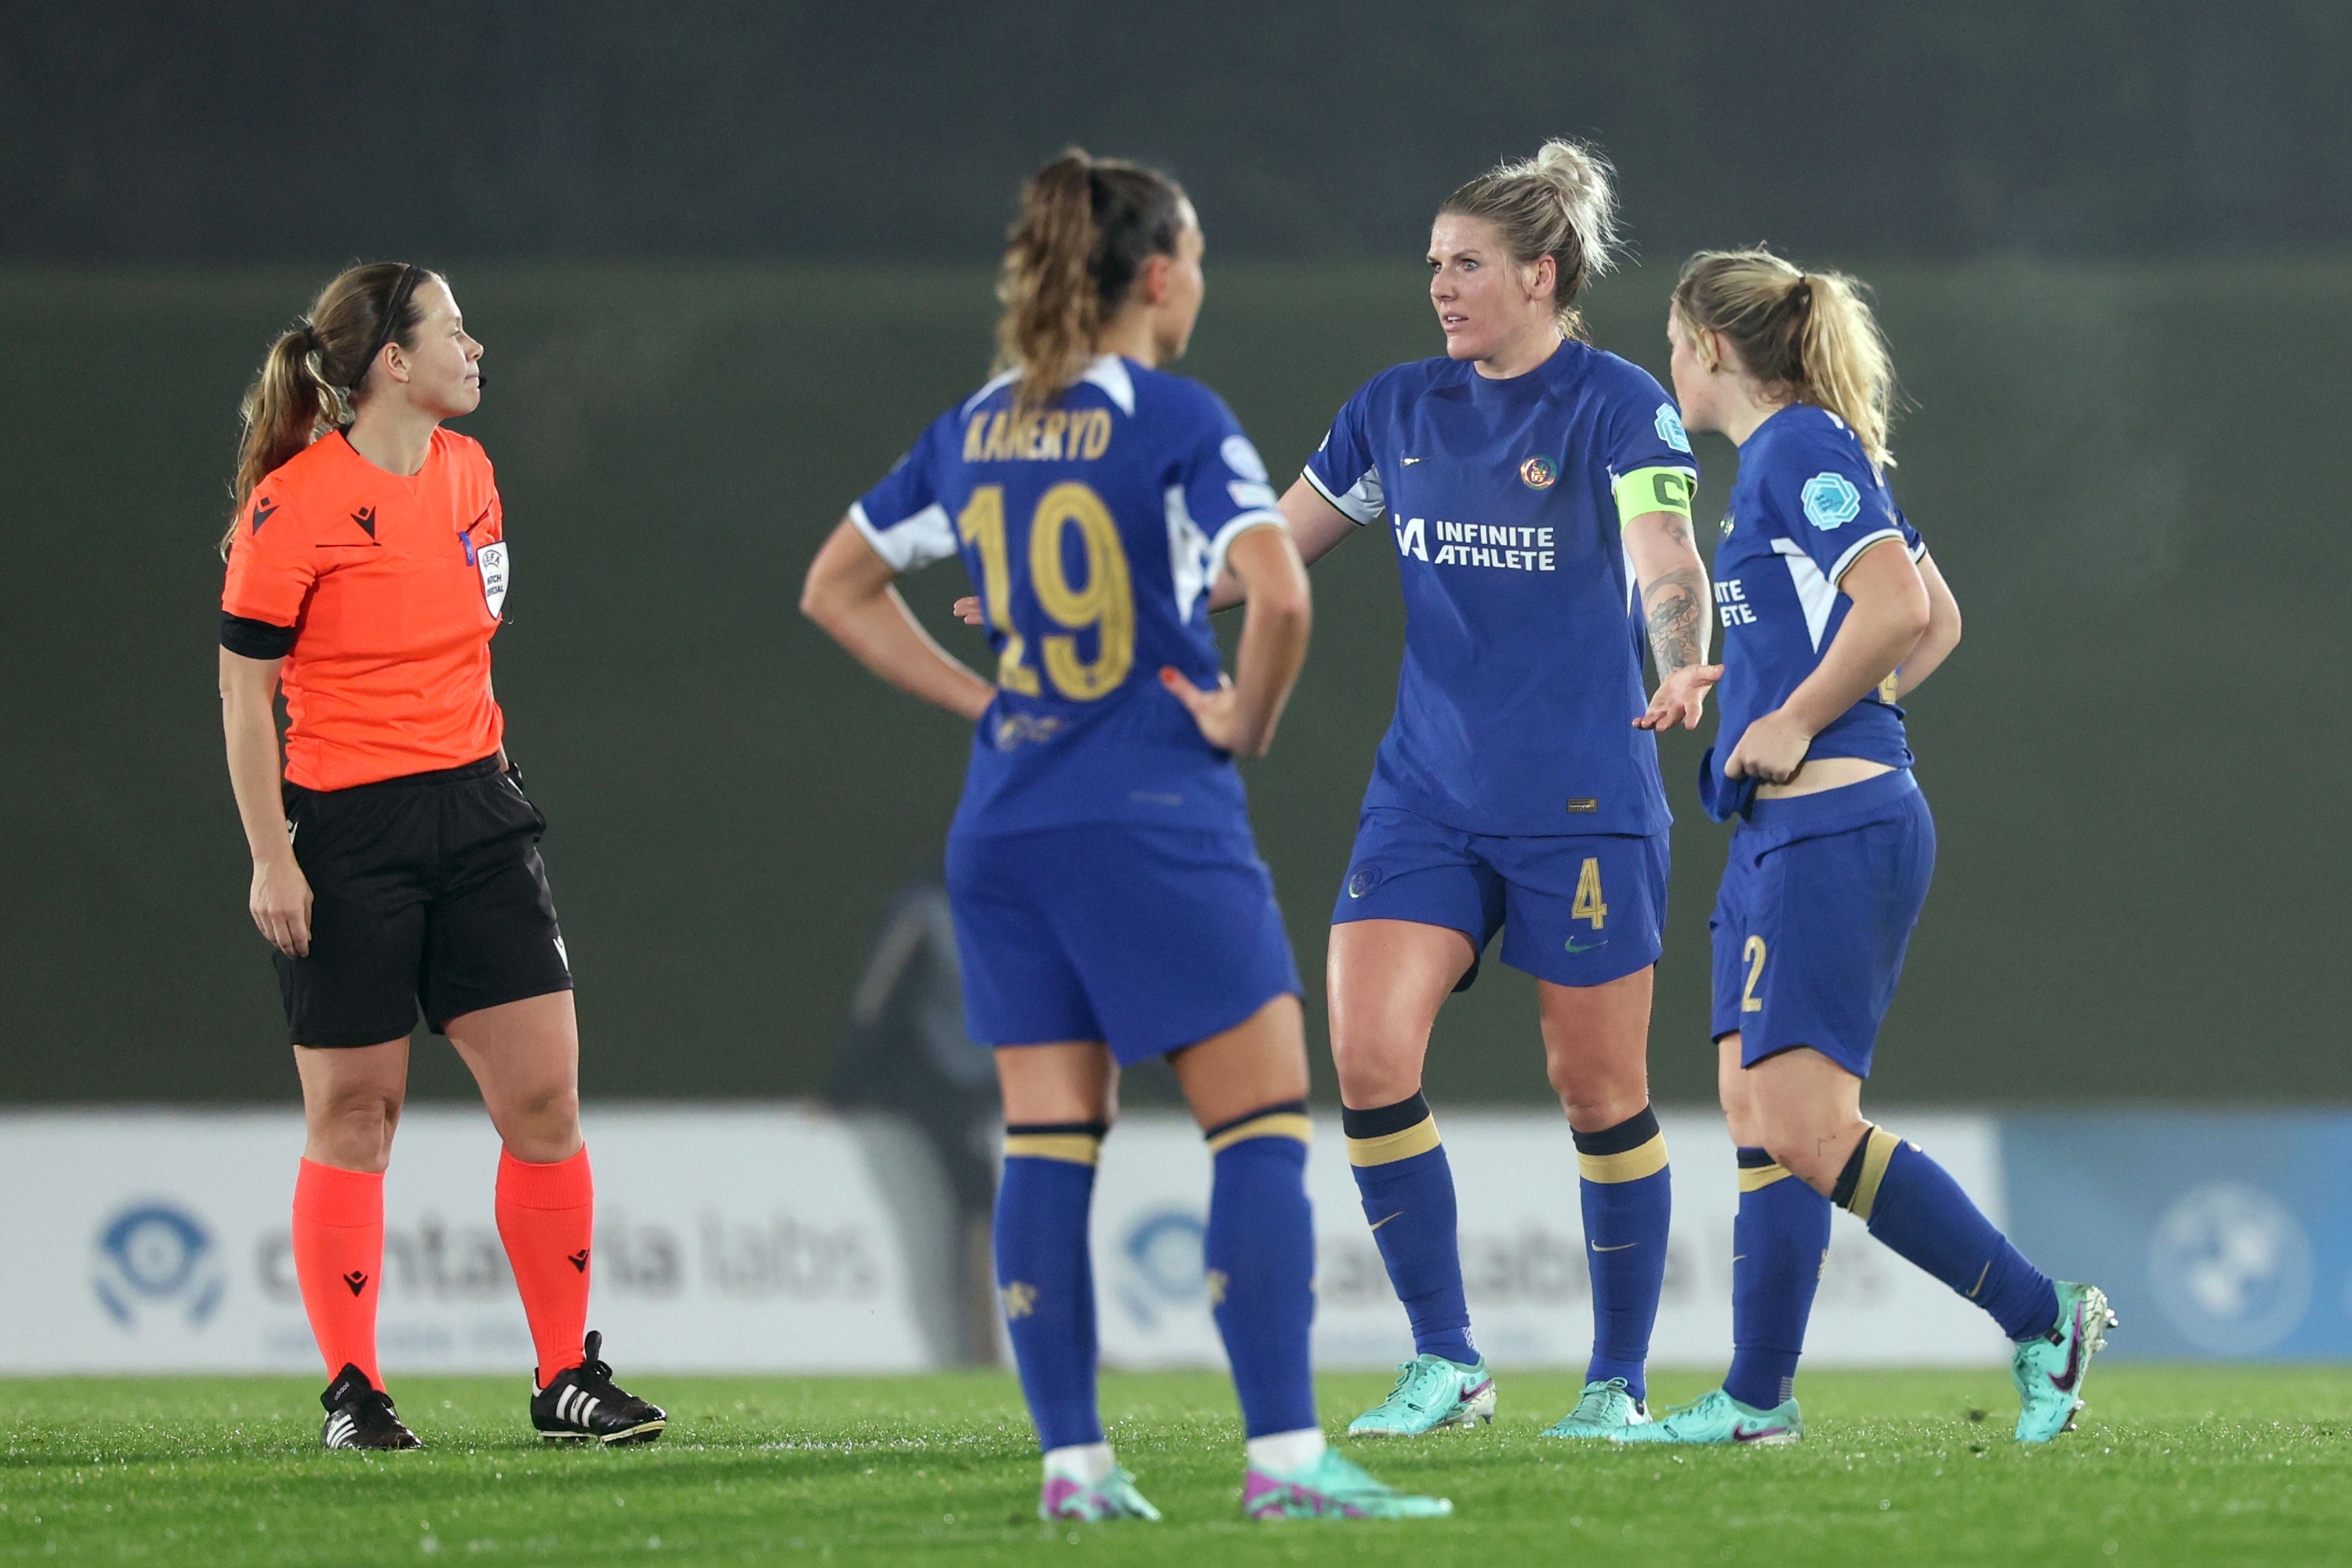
1615,247,2113,1447
803,149,1448,1523
217,263,664,1451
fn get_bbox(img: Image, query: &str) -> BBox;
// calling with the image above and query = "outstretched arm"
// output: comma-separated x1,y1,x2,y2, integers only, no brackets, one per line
1624,507,1721,731
1201,479,1356,612
801,517,996,722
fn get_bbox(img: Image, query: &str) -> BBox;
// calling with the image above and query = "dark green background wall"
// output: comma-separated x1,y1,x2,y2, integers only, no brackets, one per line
3,259,2342,1106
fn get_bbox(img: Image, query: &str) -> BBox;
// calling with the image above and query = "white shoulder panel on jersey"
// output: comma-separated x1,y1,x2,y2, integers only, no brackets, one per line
960,368,1020,417
849,499,958,573
1301,449,1385,526
1080,355,1136,416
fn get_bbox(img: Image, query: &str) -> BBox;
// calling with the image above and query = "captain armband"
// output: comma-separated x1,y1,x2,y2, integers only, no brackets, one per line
1613,466,1697,528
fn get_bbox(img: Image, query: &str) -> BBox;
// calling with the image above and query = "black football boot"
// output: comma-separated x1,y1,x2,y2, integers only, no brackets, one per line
530,1330,666,1445
320,1363,423,1450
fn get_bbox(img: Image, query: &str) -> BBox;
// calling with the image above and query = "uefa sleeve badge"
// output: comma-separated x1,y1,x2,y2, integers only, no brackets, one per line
1800,473,1862,530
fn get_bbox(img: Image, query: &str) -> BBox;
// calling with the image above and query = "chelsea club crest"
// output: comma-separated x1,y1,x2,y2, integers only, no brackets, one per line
1518,455,1557,490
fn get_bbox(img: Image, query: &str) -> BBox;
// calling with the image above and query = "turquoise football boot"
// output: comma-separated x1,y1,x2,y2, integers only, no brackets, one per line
1610,1387,1800,1446
1541,1376,1650,1438
1243,1447,1454,1520
1039,1467,1162,1522
2012,1281,2117,1443
1345,1353,1495,1437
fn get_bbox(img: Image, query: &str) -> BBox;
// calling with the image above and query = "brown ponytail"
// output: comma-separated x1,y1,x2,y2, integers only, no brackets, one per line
994,148,1188,413
221,261,438,556
1672,247,1897,468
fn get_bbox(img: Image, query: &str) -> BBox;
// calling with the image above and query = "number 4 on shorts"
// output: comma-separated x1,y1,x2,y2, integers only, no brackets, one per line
1572,857,1607,929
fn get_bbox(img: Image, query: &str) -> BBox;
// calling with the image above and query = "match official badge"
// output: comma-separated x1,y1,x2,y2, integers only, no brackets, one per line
477,540,510,617
1519,455,1557,490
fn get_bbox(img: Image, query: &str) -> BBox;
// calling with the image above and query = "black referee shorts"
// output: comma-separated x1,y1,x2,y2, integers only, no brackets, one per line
277,756,574,1048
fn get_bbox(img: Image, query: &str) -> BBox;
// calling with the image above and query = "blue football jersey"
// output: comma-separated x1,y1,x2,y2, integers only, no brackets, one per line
1702,404,1927,822
851,355,1285,837
1301,341,1697,836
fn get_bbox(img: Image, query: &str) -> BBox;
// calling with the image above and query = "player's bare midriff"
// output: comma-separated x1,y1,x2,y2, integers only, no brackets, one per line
1755,755,1893,800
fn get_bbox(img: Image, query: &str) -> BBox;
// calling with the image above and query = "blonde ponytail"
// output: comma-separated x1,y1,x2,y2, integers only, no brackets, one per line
1672,248,1897,468
994,148,1189,413
1439,137,1621,339
221,261,439,557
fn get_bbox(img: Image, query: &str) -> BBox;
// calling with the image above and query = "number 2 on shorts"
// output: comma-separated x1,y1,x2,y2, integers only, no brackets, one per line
1741,935,1768,1013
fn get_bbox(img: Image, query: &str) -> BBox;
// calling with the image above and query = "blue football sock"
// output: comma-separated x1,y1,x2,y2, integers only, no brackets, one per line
1343,1092,1476,1366
1724,1147,1830,1410
994,1121,1107,1452
1835,1124,2061,1342
1203,1101,1318,1438
1574,1106,1671,1402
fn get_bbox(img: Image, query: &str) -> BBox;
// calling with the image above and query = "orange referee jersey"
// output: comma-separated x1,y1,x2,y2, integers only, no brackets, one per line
222,428,508,791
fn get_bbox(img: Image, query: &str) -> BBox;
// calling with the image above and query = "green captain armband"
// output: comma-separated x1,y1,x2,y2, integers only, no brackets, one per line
1614,466,1696,526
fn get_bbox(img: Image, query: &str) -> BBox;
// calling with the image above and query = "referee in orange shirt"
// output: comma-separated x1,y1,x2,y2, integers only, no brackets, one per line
217,263,664,1450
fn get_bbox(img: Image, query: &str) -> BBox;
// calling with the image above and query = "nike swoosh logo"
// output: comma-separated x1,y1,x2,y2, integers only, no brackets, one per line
1732,1424,1791,1443
1368,1212,1403,1232
1401,457,1421,466
1564,936,1608,953
2048,1302,2086,1392
1731,1254,1748,1263
1967,1262,1990,1299
1590,1241,1638,1253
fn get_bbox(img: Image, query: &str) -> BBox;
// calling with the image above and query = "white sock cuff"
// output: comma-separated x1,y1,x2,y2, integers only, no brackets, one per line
1244,1427,1327,1474
1042,1441,1114,1486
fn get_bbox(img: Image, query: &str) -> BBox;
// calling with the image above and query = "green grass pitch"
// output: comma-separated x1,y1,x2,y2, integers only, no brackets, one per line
3,1367,2346,1566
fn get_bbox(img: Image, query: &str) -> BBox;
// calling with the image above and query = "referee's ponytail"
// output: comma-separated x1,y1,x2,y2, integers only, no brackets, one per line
995,148,1189,414
1672,247,1897,470
223,262,438,557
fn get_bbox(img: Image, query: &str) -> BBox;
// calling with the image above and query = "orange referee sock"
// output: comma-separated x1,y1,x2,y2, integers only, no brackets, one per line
291,1158,384,1386
495,1147,595,1387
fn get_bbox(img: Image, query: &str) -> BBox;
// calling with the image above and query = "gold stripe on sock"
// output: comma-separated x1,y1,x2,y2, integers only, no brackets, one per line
1003,1133,1102,1166
1345,1114,1440,1167
1737,1160,1795,1192
1205,1112,1313,1154
1848,1125,1901,1221
1577,1131,1668,1184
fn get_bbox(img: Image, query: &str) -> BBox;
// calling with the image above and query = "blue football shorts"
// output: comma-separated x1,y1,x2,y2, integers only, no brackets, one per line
1709,768,1937,1078
945,820,1303,1065
1331,805,1669,989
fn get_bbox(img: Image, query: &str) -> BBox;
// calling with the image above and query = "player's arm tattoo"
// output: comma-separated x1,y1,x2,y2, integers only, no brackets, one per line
1644,573,1707,675
1642,561,1709,677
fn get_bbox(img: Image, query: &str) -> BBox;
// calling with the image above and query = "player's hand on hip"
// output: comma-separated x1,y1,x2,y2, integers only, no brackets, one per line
1160,666,1263,756
1722,709,1814,784
250,852,315,958
1636,662,1723,731
951,595,985,626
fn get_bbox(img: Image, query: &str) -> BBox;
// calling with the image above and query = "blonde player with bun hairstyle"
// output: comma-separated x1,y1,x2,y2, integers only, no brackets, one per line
1275,140,1715,1442
1614,248,2111,1448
